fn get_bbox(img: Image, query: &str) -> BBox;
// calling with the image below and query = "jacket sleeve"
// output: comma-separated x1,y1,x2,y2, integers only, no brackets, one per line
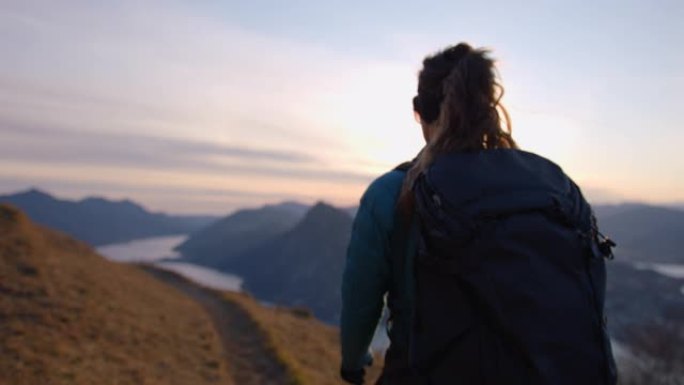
340,188,393,370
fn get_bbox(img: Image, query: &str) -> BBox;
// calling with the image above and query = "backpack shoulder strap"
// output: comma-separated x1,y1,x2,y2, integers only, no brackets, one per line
385,162,415,347
389,160,413,259
389,159,416,262
394,161,413,173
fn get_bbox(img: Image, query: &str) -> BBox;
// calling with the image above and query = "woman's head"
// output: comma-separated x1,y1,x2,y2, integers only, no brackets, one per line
400,43,517,212
412,42,516,150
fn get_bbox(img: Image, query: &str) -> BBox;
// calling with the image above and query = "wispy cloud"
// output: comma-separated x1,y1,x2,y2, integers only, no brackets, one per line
0,121,373,182
3,121,311,160
1,0,682,212
0,0,408,211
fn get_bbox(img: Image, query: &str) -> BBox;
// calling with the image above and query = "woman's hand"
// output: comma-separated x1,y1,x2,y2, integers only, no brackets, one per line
340,352,373,384
340,367,365,385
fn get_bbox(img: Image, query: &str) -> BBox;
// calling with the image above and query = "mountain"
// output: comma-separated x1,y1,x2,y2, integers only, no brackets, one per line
0,189,218,245
175,202,309,267
0,204,232,385
594,204,684,263
230,202,353,323
593,203,651,220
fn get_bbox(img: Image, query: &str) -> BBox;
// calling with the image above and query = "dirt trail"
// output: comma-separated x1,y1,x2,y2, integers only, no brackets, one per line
142,266,291,385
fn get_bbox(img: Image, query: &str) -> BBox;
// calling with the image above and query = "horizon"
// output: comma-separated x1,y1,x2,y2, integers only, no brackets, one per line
0,186,352,216
2,186,683,217
1,1,682,213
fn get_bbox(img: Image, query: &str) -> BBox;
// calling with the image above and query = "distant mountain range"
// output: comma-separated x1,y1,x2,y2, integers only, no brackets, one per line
177,201,684,344
595,203,684,263
174,202,309,268
0,189,219,246
7,185,682,346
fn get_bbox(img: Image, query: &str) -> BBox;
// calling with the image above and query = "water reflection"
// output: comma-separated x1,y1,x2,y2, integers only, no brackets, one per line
97,235,243,292
97,235,186,263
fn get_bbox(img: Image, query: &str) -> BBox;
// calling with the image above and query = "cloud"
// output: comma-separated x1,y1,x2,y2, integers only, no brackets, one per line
0,0,404,214
0,120,311,161
0,1,365,142
0,0,418,176
4,0,679,213
0,121,373,183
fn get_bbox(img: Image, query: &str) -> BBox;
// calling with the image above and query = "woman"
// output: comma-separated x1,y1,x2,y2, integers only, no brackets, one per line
340,43,616,385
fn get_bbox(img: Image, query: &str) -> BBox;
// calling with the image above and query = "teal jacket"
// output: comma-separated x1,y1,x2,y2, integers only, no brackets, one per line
340,169,417,370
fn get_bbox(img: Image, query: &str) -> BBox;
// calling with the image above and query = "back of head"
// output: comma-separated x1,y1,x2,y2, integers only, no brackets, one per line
401,43,518,212
414,42,515,151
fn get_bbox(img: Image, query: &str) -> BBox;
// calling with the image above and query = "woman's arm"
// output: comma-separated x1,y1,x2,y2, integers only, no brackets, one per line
340,171,404,371
340,196,390,370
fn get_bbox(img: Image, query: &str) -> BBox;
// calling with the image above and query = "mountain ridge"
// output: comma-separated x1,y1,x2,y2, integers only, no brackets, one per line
0,188,219,246
595,203,684,263
175,201,310,268
230,201,353,323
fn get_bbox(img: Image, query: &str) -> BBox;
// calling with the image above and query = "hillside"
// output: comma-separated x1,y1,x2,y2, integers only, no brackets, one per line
222,291,384,385
594,204,684,263
0,204,232,385
232,202,353,323
176,202,308,268
144,267,384,385
0,189,217,246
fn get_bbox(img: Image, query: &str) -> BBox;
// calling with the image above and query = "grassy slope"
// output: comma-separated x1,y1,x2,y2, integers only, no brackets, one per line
223,291,384,385
139,266,293,385
0,204,232,385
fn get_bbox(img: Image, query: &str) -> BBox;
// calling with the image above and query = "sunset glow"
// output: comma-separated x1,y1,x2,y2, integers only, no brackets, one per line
1,1,682,213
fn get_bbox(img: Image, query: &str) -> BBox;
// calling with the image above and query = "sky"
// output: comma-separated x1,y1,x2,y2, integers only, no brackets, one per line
0,0,682,214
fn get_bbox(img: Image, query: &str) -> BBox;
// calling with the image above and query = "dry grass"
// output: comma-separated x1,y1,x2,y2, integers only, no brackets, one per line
140,266,292,385
0,204,233,385
223,291,384,385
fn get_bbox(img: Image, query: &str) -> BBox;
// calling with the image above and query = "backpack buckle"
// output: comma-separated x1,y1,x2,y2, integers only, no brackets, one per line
596,231,616,259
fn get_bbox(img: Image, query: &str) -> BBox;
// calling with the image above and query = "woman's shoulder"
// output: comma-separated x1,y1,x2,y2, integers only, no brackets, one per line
366,170,406,196
365,169,406,201
358,169,406,230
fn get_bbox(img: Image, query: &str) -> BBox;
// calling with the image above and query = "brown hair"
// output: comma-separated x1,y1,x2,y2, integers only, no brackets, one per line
400,43,518,214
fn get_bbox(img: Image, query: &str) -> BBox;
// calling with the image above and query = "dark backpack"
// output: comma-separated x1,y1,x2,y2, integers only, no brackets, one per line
406,149,617,385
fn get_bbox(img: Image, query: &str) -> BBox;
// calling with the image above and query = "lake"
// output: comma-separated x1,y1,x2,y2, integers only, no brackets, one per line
646,263,684,279
97,235,243,292
633,262,684,296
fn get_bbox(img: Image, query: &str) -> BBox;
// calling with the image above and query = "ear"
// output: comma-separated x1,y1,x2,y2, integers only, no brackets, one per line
421,122,432,143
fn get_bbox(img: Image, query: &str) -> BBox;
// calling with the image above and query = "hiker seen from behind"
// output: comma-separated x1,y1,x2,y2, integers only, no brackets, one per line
340,42,617,385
